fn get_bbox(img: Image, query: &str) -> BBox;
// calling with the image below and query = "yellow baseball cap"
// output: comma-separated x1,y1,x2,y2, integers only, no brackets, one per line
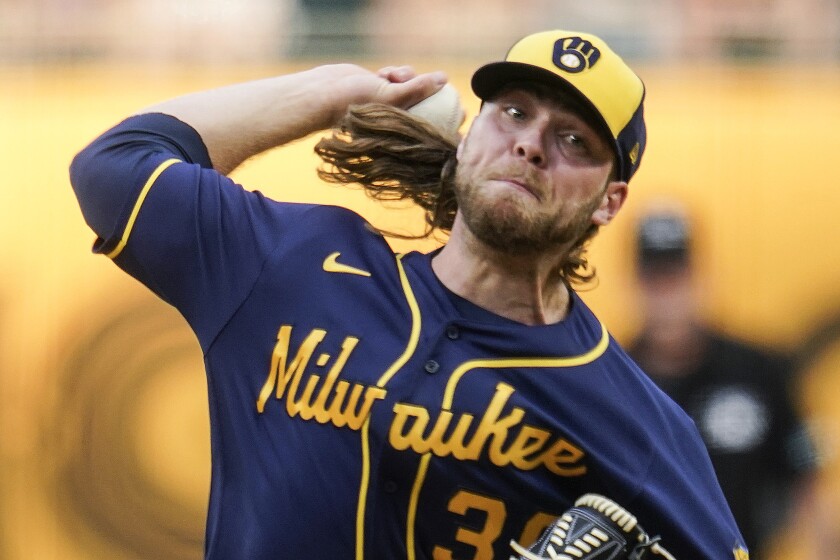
472,30,646,182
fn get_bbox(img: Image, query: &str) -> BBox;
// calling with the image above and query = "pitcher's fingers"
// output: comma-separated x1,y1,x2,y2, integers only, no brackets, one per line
377,65,418,83
376,71,448,108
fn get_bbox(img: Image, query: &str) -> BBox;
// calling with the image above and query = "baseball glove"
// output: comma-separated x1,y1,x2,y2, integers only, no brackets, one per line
509,494,677,560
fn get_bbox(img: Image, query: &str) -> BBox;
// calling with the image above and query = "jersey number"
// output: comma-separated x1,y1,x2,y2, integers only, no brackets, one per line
431,490,556,560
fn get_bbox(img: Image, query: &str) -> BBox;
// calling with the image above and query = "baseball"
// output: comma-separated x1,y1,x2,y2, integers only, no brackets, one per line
407,83,465,138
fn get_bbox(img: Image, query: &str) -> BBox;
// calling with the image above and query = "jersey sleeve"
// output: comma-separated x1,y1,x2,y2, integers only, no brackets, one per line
69,112,312,349
621,392,748,558
619,360,749,557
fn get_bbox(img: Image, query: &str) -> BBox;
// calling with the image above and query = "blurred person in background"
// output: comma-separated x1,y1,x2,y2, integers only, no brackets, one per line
288,0,370,57
627,202,819,559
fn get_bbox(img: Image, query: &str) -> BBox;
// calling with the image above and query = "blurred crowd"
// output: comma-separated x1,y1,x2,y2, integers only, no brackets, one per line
1,0,839,63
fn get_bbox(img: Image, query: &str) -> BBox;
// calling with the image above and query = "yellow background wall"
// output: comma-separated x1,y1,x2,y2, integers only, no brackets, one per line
2,61,840,558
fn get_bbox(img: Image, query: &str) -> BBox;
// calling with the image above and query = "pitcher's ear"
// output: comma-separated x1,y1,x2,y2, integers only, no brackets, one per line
591,181,628,226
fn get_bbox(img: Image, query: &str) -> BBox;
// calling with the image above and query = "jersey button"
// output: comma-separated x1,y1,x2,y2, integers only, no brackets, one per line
424,360,440,374
445,325,460,340
383,480,398,493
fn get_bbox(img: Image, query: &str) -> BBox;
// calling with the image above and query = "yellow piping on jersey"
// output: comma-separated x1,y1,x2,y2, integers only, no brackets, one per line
106,158,181,259
406,321,610,560
442,322,610,409
356,253,422,560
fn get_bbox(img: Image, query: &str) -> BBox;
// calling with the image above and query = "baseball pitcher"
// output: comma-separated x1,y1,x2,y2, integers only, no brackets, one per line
70,29,748,559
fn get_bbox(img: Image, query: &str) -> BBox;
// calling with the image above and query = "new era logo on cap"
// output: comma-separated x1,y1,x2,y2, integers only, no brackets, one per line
471,30,647,182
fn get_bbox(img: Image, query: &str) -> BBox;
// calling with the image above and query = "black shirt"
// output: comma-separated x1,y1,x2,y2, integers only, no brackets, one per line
629,330,817,558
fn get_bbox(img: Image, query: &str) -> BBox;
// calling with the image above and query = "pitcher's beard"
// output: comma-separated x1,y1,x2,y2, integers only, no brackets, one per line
454,171,603,255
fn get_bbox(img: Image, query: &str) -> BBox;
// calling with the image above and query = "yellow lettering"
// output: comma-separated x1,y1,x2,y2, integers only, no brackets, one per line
337,385,387,430
255,326,386,430
433,414,476,459
466,383,524,465
506,426,552,471
256,326,325,413
327,381,353,425
388,382,587,477
312,336,359,422
538,439,587,476
390,403,430,451
389,404,478,457
295,374,322,420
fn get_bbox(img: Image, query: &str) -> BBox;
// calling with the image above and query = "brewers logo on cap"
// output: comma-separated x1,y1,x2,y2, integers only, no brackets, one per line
472,30,646,182
553,36,601,73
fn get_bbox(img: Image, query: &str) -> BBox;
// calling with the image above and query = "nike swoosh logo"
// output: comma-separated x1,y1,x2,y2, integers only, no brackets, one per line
322,252,371,277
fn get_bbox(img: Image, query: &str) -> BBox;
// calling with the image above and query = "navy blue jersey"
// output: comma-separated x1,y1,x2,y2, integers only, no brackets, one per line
70,113,748,560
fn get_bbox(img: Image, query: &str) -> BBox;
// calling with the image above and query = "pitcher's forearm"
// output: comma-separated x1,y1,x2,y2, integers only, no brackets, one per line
139,64,448,175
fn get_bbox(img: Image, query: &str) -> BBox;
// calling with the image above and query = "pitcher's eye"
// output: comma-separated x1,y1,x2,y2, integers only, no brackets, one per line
557,132,596,158
562,133,584,147
505,106,525,120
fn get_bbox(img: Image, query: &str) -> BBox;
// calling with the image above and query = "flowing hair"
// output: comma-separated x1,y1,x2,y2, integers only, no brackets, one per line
315,103,459,238
314,102,600,287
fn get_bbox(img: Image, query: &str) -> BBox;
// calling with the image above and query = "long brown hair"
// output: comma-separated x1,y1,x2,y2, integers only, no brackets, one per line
315,103,458,238
314,102,599,286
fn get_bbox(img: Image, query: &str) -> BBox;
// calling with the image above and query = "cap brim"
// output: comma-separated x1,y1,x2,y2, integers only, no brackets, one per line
472,61,578,101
